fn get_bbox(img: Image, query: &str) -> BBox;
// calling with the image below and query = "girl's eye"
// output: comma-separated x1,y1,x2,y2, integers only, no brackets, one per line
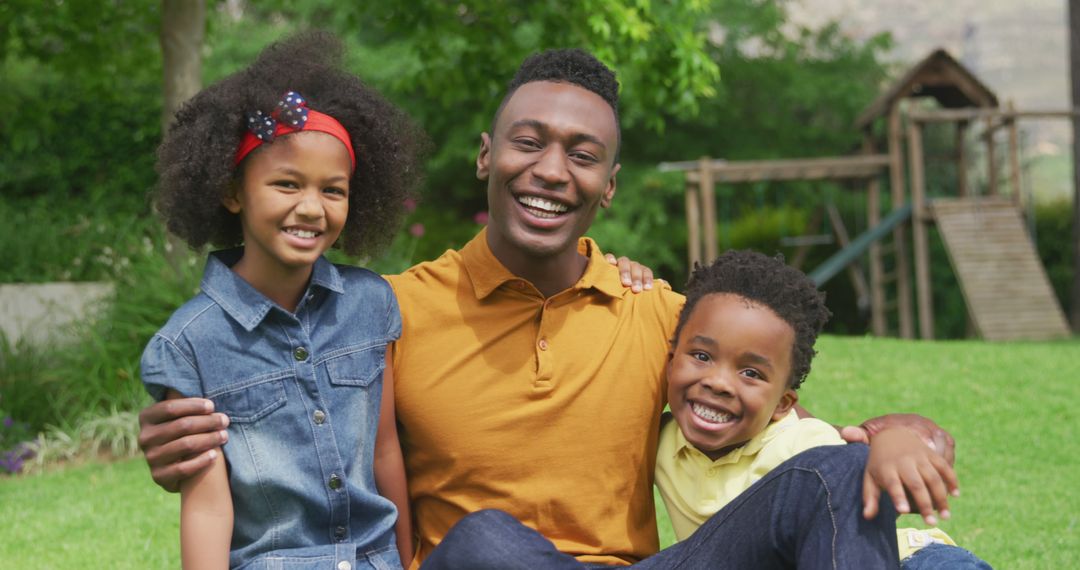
689,351,710,363
323,186,347,197
272,180,299,189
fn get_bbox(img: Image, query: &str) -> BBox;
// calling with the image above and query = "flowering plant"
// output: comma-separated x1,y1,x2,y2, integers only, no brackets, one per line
0,397,35,474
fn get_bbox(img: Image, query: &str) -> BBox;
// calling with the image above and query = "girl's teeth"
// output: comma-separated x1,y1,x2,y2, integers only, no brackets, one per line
286,229,318,238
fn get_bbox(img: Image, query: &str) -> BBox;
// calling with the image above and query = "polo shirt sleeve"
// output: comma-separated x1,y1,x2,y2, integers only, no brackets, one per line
777,417,847,458
140,334,202,401
382,278,402,343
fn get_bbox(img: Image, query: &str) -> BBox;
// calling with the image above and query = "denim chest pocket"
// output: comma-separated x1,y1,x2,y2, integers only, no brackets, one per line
323,343,386,387
207,370,290,423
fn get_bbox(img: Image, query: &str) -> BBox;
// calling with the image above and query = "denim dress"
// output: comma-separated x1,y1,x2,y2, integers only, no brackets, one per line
141,249,402,570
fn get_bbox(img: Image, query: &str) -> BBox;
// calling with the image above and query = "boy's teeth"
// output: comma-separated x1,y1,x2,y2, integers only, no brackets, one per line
518,196,568,218
692,402,733,423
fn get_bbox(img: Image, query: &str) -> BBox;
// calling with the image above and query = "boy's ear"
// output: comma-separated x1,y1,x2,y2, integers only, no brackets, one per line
771,388,798,422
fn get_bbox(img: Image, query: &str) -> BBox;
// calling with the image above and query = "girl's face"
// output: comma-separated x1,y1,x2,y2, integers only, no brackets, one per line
224,131,352,282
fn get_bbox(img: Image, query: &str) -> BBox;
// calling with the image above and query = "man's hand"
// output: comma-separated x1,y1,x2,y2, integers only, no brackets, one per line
138,398,229,493
604,253,655,293
862,428,959,526
840,413,955,465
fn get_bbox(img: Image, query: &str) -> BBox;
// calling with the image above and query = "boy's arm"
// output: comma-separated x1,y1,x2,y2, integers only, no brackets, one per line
374,351,414,567
794,404,956,465
167,390,232,570
861,427,959,526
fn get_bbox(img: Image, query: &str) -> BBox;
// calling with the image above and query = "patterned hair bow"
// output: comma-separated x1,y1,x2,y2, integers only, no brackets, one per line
234,91,356,169
245,91,309,142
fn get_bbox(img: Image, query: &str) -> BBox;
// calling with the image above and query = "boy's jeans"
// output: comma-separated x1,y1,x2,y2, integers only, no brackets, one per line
422,444,900,569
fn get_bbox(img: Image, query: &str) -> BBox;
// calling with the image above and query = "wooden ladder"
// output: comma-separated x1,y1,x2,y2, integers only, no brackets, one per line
931,197,1070,341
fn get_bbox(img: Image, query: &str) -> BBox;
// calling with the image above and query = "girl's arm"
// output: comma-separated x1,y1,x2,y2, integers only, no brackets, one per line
167,390,233,570
373,351,414,567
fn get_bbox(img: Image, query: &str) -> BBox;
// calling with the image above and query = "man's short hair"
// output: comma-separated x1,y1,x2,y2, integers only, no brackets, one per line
493,49,621,162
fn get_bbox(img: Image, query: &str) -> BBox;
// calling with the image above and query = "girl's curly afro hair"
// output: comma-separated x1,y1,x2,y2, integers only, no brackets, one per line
672,250,832,389
155,30,427,257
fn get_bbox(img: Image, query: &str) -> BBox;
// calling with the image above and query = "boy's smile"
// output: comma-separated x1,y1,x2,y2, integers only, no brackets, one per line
668,293,799,461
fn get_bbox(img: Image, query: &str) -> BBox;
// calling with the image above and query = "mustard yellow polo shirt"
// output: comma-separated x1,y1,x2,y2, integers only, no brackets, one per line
386,229,684,567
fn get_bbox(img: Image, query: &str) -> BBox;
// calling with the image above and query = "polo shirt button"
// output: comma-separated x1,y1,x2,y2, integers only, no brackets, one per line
328,474,342,490
293,347,309,361
538,338,548,351
334,526,347,541
313,410,326,424
337,561,352,570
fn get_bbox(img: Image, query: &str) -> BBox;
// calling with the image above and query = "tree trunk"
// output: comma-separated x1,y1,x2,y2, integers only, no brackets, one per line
160,0,205,129
160,0,206,268
1071,0,1080,331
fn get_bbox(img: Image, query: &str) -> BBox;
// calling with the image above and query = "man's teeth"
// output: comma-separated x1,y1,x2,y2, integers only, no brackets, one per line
518,196,568,218
692,402,733,423
286,228,319,238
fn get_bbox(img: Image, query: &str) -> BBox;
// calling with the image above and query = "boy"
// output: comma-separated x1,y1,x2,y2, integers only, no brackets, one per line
657,249,991,569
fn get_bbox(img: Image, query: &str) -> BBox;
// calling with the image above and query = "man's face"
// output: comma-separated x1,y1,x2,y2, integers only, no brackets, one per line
477,81,620,264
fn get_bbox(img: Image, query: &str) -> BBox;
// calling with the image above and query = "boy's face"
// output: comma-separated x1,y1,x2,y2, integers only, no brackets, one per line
667,293,798,461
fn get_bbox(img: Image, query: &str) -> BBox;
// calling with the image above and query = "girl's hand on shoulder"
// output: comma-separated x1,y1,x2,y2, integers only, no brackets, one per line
604,253,655,293
861,427,959,526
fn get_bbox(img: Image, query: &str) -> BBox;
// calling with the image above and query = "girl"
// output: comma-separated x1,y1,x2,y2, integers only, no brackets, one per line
140,31,426,570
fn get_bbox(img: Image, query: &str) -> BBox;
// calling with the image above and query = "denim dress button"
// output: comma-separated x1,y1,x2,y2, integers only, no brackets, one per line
337,562,352,570
293,347,309,361
328,474,342,490
313,410,326,424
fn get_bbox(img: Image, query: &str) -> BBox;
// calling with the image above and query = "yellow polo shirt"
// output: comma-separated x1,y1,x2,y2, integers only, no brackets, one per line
655,410,957,560
386,229,684,567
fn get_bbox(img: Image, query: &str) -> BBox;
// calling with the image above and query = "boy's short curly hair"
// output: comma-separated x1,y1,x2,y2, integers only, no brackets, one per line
155,31,427,257
493,48,621,162
673,250,831,389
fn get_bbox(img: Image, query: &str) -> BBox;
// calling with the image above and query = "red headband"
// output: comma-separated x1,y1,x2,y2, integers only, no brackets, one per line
233,91,356,170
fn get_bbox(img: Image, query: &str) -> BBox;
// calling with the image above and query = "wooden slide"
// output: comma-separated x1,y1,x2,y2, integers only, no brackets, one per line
931,197,1070,341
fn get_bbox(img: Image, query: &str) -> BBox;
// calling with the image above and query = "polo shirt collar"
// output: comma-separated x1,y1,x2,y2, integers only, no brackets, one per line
200,247,344,331
671,409,800,466
460,228,625,300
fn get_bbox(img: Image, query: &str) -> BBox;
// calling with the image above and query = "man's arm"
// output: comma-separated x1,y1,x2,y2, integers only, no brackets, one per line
138,398,230,492
794,404,956,465
374,351,414,566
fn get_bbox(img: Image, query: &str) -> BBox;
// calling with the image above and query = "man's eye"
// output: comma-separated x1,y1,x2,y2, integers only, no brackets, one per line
690,351,710,362
513,138,542,149
570,151,598,163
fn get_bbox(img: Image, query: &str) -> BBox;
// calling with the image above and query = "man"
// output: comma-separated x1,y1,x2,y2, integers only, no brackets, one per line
139,49,954,568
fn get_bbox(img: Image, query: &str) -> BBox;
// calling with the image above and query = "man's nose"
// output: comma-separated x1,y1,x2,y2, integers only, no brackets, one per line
532,147,570,187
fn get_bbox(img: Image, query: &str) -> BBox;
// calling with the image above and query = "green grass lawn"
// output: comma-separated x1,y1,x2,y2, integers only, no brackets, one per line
2,335,1078,568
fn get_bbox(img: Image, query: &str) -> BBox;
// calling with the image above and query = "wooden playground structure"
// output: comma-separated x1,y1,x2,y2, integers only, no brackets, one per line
660,49,1074,341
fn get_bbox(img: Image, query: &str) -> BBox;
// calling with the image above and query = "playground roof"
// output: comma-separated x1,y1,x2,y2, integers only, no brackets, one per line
855,48,999,130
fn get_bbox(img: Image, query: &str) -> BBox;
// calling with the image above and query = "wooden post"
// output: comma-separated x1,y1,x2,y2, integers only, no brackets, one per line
1007,101,1023,207
864,134,886,336
908,119,934,339
685,178,702,268
956,120,969,197
826,203,871,308
888,105,915,338
699,157,718,263
985,116,998,196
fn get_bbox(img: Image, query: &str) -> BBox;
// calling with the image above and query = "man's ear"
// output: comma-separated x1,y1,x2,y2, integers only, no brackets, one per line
476,132,492,181
600,162,619,208
772,388,798,421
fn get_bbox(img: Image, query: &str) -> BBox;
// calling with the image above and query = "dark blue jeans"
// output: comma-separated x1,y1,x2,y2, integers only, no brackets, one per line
421,444,900,569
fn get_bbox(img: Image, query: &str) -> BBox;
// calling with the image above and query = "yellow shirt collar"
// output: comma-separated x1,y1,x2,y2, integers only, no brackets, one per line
671,409,802,466
460,228,626,300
